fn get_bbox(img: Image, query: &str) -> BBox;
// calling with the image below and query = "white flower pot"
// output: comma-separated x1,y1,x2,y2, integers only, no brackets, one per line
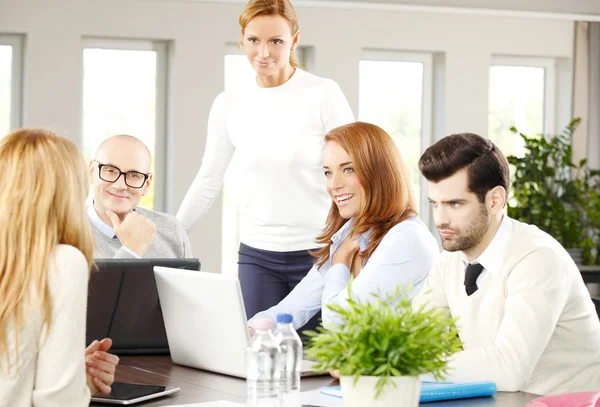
340,375,420,407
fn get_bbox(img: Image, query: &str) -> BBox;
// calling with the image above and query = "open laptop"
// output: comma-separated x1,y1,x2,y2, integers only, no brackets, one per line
87,258,200,355
154,267,325,378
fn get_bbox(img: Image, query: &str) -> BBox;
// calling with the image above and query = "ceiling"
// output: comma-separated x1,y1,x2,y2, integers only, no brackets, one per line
161,0,600,17
308,0,600,16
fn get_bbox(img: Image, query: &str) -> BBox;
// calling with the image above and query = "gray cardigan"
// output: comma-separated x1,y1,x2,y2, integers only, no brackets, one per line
90,207,193,259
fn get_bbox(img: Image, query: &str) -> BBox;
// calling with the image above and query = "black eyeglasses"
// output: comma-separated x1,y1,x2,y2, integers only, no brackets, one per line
96,162,150,189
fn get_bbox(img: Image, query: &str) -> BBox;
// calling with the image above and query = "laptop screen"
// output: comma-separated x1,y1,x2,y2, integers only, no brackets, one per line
86,258,200,355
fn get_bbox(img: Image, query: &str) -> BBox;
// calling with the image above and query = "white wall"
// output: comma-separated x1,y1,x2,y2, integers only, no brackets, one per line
310,0,600,16
0,0,575,273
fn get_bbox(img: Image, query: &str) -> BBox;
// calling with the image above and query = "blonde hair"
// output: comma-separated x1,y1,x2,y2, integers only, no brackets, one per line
238,0,301,68
0,129,94,370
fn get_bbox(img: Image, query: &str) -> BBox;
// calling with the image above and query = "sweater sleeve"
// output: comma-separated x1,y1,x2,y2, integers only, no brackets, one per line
32,245,91,407
442,247,571,392
412,256,450,313
176,92,235,232
180,223,193,258
321,79,355,132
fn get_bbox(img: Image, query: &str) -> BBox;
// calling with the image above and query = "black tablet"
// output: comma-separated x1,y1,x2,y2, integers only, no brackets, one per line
90,382,180,405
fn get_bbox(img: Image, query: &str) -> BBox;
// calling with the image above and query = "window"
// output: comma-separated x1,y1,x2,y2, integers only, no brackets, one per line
358,50,433,218
221,51,251,274
221,46,311,275
224,53,256,90
489,56,556,158
0,35,23,137
82,39,168,210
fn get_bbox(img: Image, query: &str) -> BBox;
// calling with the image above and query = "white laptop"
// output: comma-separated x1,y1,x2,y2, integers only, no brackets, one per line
154,267,325,378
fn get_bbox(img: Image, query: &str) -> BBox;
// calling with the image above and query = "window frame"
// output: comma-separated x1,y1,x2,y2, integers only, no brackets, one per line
490,55,557,137
81,38,169,211
359,49,434,226
0,34,24,131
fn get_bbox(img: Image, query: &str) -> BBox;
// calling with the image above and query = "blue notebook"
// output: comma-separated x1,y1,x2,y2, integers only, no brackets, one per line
320,381,497,403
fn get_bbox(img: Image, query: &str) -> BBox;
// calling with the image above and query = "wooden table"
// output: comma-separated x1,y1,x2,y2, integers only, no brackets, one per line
90,355,540,406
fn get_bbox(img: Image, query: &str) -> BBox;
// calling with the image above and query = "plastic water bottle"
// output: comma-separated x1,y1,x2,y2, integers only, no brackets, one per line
246,318,282,407
273,314,302,406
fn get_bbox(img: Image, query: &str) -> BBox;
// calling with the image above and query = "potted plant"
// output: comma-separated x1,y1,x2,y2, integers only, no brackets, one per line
304,289,462,407
506,118,598,265
576,164,600,265
507,119,582,250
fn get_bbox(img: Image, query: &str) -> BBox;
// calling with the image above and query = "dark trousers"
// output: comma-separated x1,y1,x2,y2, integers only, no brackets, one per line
238,243,322,338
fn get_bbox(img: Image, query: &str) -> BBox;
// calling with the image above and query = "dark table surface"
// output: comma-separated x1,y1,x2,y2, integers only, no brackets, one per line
90,355,540,407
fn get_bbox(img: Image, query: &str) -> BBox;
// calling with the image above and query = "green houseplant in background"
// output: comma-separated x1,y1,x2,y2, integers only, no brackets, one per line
576,164,600,265
304,289,462,407
507,118,600,265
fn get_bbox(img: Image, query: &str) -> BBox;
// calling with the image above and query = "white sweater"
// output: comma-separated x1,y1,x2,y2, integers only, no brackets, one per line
0,245,91,407
413,217,600,395
176,68,355,252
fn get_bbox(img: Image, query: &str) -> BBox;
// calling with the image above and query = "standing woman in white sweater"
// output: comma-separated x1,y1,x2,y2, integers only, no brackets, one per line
0,129,117,406
177,0,354,324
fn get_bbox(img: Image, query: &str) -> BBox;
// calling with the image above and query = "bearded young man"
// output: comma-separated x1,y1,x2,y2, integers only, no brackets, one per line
413,133,600,396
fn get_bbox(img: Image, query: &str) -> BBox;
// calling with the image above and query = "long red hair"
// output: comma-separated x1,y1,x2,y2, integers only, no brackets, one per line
313,122,417,267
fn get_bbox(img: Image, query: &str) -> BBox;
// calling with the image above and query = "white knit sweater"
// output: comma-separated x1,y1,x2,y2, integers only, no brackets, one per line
414,217,600,395
0,245,91,407
176,68,354,252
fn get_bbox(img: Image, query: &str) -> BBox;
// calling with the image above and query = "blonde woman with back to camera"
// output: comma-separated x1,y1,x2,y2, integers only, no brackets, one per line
0,129,118,406
177,0,354,331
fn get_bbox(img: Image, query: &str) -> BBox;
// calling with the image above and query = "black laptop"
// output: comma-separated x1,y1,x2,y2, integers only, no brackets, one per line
86,258,201,355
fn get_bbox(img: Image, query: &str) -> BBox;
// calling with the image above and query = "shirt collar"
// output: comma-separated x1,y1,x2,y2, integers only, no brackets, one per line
330,218,370,252
87,203,118,239
461,214,512,274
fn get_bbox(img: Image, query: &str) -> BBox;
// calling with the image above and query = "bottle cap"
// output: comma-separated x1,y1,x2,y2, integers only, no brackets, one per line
276,314,293,324
253,318,273,331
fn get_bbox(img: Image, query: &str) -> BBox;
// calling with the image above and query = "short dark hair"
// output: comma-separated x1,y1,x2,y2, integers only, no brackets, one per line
418,133,510,204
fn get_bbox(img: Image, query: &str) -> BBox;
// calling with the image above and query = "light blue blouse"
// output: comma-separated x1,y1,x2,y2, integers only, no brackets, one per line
249,216,439,329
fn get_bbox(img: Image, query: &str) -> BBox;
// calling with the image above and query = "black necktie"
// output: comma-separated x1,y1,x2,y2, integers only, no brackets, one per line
465,263,484,296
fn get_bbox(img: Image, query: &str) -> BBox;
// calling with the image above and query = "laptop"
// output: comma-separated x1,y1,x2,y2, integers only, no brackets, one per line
154,267,326,378
87,258,201,355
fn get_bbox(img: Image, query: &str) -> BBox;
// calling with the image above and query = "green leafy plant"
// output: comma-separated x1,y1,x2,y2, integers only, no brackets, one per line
304,289,462,398
507,118,583,249
576,164,600,265
507,118,600,264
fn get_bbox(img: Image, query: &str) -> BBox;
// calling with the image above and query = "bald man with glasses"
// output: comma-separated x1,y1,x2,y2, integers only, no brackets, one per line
87,135,192,258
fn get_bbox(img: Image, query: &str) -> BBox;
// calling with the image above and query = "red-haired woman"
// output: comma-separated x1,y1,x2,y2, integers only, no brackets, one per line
249,122,439,330
177,0,354,328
